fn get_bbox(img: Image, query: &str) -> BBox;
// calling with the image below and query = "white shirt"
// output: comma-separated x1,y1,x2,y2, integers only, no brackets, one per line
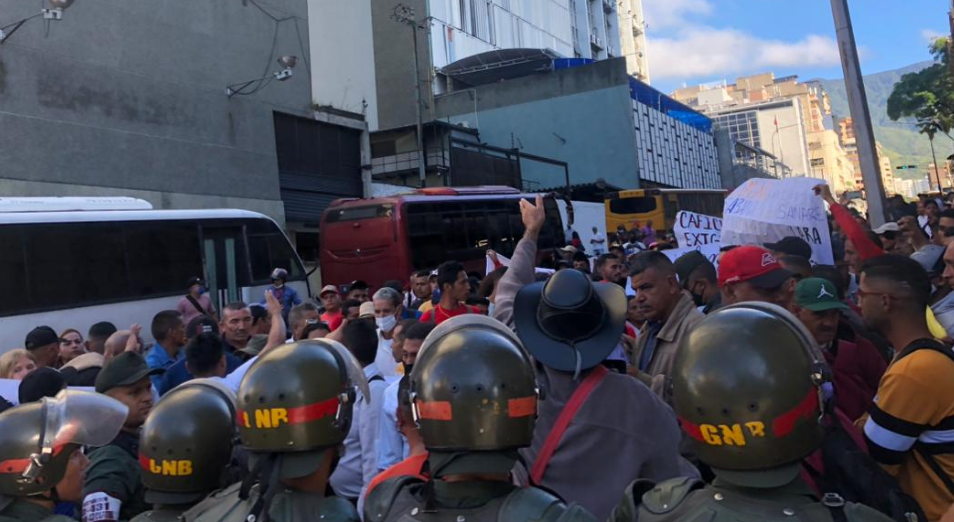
330,363,388,499
377,378,410,473
376,330,399,378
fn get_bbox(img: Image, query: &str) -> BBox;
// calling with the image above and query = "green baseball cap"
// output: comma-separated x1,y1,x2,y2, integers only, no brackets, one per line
95,352,163,393
794,277,848,312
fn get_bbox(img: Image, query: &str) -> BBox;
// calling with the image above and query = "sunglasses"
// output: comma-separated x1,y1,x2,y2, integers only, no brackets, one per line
943,227,954,238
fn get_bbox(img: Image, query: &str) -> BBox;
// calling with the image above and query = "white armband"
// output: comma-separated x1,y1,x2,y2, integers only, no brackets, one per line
82,491,122,522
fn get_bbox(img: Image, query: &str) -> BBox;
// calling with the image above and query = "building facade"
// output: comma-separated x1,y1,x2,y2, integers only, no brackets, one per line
433,58,721,191
313,0,625,131
674,73,866,195
616,0,650,83
0,0,316,226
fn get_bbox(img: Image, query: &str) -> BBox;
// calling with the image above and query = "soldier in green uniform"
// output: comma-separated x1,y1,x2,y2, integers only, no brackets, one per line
0,390,128,522
83,352,163,522
364,315,596,522
131,379,239,522
609,302,894,522
181,339,369,522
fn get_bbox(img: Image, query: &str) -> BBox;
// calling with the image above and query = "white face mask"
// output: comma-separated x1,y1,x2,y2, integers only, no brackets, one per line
376,314,397,333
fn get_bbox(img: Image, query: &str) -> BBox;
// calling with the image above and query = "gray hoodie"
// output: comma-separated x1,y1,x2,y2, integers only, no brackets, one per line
493,237,698,521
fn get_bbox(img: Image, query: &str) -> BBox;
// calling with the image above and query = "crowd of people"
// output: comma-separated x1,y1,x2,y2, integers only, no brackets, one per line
1,184,954,521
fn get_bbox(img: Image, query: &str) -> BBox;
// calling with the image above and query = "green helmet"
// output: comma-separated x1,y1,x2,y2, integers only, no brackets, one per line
237,339,369,479
139,379,237,505
0,390,126,496
672,302,830,488
410,315,539,452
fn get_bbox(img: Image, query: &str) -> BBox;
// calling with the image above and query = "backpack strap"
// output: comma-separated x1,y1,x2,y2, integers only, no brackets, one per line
895,338,954,365
896,339,954,498
530,365,609,485
185,294,210,317
821,493,848,522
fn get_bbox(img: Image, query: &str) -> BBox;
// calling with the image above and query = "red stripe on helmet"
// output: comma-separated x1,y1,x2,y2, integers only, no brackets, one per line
772,390,819,438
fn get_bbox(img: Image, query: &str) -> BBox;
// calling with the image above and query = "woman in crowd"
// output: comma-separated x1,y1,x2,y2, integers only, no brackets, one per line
59,328,87,364
0,349,37,380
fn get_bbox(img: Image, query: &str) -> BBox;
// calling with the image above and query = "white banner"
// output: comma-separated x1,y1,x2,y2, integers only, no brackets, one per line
662,244,722,272
674,211,722,248
485,253,556,276
721,177,834,265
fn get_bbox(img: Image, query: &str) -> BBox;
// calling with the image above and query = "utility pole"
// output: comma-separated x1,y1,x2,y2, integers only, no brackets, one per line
829,0,887,225
392,4,428,187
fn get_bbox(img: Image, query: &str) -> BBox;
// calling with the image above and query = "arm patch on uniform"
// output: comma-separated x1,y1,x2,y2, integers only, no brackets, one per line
82,491,122,522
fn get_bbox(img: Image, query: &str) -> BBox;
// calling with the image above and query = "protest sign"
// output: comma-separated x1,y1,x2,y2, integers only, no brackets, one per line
674,211,722,248
721,177,833,265
485,252,555,276
662,244,722,274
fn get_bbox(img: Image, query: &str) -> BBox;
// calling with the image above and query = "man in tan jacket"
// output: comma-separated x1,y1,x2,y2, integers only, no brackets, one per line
630,251,704,400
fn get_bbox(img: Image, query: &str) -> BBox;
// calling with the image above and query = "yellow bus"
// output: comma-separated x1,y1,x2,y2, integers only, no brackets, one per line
605,188,727,234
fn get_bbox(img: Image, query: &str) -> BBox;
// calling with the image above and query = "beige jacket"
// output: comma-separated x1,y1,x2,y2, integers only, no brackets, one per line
632,292,704,399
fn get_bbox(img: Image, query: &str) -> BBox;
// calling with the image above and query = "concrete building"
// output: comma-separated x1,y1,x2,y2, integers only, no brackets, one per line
307,0,622,132
674,73,866,194
0,0,328,224
617,0,650,83
431,58,721,191
837,117,893,193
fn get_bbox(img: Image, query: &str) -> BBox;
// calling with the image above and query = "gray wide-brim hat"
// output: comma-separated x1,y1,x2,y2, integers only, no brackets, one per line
514,269,626,374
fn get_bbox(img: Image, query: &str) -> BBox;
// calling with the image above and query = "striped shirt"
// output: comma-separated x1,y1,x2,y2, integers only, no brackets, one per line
863,342,954,521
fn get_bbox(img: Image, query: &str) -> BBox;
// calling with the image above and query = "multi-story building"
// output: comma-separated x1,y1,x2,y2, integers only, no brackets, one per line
311,0,623,132
0,0,327,227
674,73,864,194
617,0,650,83
431,58,721,191
837,117,893,193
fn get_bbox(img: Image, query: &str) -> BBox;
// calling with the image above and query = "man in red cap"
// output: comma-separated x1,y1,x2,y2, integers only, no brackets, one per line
319,285,344,331
719,245,796,309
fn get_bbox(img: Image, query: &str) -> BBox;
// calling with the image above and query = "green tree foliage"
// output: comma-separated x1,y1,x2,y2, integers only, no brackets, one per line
887,38,954,139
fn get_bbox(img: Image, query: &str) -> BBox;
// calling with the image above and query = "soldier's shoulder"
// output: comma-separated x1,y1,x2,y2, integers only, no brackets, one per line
180,482,249,522
500,486,597,522
130,509,184,522
363,475,423,522
312,496,360,522
843,501,896,522
639,477,705,515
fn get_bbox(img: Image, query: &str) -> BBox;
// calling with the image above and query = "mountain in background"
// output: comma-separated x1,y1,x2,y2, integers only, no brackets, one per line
815,61,943,180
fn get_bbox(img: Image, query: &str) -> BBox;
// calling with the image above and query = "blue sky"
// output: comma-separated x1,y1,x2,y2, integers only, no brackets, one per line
646,0,951,93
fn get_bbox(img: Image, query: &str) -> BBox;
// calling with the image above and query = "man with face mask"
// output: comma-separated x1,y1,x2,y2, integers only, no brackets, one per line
263,268,301,322
372,287,404,378
673,251,721,314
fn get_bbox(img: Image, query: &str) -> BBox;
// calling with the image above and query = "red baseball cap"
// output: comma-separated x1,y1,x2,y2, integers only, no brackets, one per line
718,246,793,289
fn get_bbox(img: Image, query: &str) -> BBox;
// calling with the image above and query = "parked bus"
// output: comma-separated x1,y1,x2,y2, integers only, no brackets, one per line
605,188,727,234
0,198,308,352
320,187,567,289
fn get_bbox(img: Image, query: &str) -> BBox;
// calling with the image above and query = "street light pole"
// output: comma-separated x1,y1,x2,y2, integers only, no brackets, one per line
930,133,944,191
392,4,428,188
829,0,887,225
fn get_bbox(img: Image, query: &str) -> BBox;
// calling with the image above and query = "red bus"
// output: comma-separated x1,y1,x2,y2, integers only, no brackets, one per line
319,187,568,289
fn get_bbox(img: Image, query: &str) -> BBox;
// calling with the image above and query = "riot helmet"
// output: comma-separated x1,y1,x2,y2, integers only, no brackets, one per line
139,379,237,505
410,315,538,455
0,390,126,496
672,302,829,488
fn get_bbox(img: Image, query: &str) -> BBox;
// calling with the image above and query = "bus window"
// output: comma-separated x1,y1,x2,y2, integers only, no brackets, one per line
126,222,202,297
325,204,394,223
609,197,657,215
0,227,26,314
25,223,129,310
245,219,305,283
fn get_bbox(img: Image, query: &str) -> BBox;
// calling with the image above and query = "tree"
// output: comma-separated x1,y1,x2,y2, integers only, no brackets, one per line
887,38,954,139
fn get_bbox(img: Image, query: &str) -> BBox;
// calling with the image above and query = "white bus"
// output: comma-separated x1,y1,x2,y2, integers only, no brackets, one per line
0,199,309,352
